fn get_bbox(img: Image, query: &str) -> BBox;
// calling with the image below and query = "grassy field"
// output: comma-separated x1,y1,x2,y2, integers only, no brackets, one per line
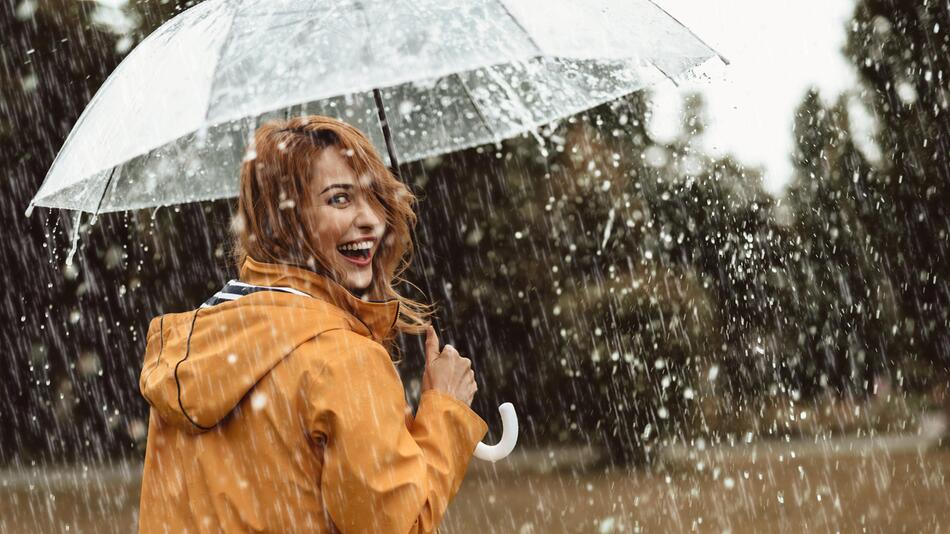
2,443,948,533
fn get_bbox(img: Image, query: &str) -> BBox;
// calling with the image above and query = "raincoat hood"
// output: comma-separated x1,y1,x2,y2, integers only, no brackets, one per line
140,256,400,432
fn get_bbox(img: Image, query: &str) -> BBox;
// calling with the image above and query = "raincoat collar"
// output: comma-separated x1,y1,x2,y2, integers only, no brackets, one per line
239,255,400,343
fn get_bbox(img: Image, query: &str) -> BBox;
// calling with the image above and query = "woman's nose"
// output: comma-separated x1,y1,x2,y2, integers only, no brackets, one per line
353,200,383,230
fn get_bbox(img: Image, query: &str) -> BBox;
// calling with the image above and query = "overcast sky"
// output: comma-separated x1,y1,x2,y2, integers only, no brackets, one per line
649,0,860,195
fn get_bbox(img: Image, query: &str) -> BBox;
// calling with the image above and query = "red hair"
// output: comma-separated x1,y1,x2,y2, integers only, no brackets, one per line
231,115,434,346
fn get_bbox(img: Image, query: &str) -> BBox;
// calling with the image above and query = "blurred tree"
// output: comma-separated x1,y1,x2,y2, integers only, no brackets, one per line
844,1,950,391
783,90,897,398
1,0,130,464
0,0,229,465
414,92,787,464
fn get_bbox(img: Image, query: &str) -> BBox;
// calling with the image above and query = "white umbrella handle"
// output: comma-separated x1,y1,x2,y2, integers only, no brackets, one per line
473,402,518,462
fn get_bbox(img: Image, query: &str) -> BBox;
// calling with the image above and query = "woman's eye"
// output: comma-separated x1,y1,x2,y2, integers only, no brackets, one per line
329,193,350,206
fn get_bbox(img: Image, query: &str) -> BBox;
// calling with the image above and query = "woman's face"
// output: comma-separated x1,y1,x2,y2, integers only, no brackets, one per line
303,147,386,292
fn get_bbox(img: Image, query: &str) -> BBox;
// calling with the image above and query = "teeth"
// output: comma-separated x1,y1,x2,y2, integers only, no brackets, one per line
337,240,373,252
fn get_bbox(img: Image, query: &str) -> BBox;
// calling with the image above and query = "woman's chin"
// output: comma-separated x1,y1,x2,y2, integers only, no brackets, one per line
342,271,373,293
334,254,373,291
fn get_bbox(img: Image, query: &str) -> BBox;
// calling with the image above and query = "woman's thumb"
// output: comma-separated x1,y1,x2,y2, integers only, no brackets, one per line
425,324,440,364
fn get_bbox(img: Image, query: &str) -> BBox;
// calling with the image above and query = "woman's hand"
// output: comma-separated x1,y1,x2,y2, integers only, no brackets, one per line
421,325,477,406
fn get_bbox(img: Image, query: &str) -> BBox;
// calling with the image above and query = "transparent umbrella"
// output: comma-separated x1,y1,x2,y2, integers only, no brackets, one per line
25,0,726,217
24,0,726,462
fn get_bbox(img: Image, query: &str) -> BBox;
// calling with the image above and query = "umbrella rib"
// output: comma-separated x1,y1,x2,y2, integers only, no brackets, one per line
93,167,117,216
495,0,543,56
649,60,680,88
456,73,498,144
644,0,730,65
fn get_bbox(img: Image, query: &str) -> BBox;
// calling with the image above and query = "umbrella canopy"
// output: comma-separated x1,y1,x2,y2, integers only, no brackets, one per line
27,0,725,216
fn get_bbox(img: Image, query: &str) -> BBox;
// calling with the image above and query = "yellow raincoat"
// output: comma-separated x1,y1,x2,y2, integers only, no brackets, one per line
138,256,488,533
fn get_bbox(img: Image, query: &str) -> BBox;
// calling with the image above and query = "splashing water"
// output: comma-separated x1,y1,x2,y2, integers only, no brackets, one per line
64,210,82,267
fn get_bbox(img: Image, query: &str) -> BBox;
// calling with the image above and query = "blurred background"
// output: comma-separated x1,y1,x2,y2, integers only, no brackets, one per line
1,0,948,531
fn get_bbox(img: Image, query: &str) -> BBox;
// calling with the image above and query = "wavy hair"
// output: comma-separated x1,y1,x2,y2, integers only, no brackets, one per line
230,115,434,352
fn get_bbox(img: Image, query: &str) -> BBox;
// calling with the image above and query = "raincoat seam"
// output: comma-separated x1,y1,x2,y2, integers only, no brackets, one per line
390,301,400,332
329,301,397,343
172,316,350,433
140,315,165,408
174,308,215,431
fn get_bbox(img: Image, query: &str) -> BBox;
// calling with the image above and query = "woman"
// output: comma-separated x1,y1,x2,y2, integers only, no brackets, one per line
138,115,487,533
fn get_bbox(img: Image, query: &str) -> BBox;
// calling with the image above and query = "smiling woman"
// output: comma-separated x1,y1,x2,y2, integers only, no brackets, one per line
136,115,486,533
303,147,385,294
231,115,431,332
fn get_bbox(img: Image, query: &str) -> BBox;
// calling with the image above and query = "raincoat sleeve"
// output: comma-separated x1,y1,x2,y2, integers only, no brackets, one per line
304,330,488,533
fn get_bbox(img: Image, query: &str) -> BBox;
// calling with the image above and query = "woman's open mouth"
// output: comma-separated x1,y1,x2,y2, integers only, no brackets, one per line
337,240,374,267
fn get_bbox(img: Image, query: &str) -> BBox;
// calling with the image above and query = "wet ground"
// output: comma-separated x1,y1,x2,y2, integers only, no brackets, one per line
447,443,950,533
2,441,948,533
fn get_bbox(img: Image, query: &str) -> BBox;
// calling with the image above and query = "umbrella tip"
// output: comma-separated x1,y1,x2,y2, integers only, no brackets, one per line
24,202,35,218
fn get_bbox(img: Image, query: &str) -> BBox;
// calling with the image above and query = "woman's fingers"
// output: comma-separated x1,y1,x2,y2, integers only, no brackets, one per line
441,345,472,367
425,325,440,365
467,379,478,403
423,329,480,405
462,367,476,392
